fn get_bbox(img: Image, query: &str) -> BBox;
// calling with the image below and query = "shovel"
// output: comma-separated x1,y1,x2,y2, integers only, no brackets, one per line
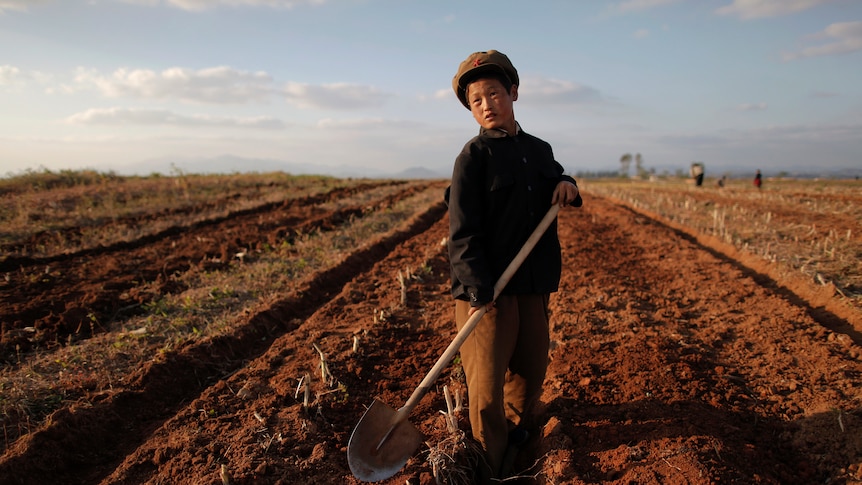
347,204,561,482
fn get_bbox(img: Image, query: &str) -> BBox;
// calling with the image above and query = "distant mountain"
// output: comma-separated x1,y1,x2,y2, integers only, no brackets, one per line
119,155,448,180
394,166,448,179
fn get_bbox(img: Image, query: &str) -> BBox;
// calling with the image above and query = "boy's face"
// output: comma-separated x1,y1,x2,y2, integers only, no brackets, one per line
465,77,518,133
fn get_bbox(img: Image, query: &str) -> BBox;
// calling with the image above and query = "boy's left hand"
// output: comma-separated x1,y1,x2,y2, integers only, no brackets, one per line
552,181,579,207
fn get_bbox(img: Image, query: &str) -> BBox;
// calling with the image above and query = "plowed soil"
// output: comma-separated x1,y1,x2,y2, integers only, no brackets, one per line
1,182,861,485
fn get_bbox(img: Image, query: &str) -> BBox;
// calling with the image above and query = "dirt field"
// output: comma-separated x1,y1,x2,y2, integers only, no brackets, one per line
1,178,861,484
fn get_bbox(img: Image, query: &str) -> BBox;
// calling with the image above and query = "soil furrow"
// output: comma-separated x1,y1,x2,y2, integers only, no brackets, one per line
541,195,862,484
0,182,420,359
0,198,448,485
2,189,280,257
82,194,862,485
99,201,456,485
2,182,860,485
0,181,399,270
613,197,862,338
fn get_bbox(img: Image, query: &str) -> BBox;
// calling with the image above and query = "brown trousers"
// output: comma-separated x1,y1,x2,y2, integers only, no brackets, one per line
455,293,550,479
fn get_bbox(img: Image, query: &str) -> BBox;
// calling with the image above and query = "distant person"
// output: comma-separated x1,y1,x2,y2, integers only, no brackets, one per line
754,169,762,189
717,175,726,188
690,163,705,187
446,49,582,483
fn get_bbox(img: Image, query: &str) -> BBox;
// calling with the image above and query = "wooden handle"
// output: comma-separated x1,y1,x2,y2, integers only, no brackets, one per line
396,204,561,417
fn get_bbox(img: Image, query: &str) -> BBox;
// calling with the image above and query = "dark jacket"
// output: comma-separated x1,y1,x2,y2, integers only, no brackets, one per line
447,125,582,306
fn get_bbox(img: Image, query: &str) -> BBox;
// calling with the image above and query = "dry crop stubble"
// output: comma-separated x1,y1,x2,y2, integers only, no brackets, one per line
2,172,861,484
0,171,349,258
584,177,862,321
0,175,445,455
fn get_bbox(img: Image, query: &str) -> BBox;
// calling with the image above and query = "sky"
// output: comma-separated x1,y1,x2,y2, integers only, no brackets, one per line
1,0,861,179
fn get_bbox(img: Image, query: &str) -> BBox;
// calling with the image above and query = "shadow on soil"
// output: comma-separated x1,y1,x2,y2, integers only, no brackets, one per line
543,396,860,484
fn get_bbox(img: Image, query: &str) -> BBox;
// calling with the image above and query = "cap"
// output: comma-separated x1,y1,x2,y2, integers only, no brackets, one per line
452,50,519,109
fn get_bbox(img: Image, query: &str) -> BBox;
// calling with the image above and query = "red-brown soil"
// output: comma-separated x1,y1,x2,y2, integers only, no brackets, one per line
0,180,410,358
1,184,861,485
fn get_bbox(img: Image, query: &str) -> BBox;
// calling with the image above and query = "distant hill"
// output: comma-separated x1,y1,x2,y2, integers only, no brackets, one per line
120,155,449,180
394,166,448,179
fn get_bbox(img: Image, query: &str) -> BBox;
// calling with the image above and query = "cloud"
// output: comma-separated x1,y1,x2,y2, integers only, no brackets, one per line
661,122,862,147
715,0,833,20
633,29,650,39
810,90,839,98
783,21,862,60
0,65,21,84
69,65,391,110
0,65,51,89
0,0,50,14
520,76,606,106
746,122,861,142
116,0,325,11
736,102,768,111
74,66,276,103
432,89,450,100
605,0,684,15
315,118,417,130
66,107,285,129
283,82,390,110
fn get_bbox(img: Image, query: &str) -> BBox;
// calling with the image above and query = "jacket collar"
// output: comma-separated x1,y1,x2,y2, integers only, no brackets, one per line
479,121,522,138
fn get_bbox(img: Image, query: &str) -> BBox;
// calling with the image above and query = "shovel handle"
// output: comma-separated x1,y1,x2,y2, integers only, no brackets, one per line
395,204,561,420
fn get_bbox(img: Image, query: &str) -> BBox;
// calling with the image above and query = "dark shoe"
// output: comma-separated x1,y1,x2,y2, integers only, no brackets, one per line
509,428,530,447
499,428,530,478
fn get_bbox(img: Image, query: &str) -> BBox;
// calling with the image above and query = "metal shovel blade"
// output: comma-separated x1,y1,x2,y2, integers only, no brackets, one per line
347,399,425,482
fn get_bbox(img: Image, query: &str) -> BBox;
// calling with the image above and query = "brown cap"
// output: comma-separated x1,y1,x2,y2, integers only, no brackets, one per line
452,50,519,109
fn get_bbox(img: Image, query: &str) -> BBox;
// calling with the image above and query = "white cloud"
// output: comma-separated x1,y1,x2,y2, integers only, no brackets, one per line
715,0,833,20
0,0,50,14
737,102,768,111
116,0,325,11
433,89,450,100
783,21,862,60
520,76,606,106
74,66,276,103
66,65,391,110
283,82,390,110
606,0,684,15
0,65,21,84
633,29,650,39
316,118,415,130
66,107,285,129
0,65,52,89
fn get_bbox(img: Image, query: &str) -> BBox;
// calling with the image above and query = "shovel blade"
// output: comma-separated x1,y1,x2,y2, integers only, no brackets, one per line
347,399,425,482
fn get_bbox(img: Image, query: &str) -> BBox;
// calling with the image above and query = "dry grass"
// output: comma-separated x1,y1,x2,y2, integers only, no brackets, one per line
426,429,485,485
0,177,442,446
0,169,352,256
6,170,858,462
582,176,862,304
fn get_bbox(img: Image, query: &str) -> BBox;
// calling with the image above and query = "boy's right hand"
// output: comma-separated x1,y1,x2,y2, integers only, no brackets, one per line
468,301,495,316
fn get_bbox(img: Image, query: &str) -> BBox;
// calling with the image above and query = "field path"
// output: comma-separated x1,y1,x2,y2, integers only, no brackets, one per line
1,188,860,484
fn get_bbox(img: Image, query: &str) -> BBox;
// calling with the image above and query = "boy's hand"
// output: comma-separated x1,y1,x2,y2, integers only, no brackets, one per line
468,302,495,316
552,181,579,207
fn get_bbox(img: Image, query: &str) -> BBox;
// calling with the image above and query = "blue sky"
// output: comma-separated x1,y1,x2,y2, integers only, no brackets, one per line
1,0,860,178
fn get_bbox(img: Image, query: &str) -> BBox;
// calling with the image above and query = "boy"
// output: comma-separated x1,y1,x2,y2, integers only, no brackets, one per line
447,50,582,481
